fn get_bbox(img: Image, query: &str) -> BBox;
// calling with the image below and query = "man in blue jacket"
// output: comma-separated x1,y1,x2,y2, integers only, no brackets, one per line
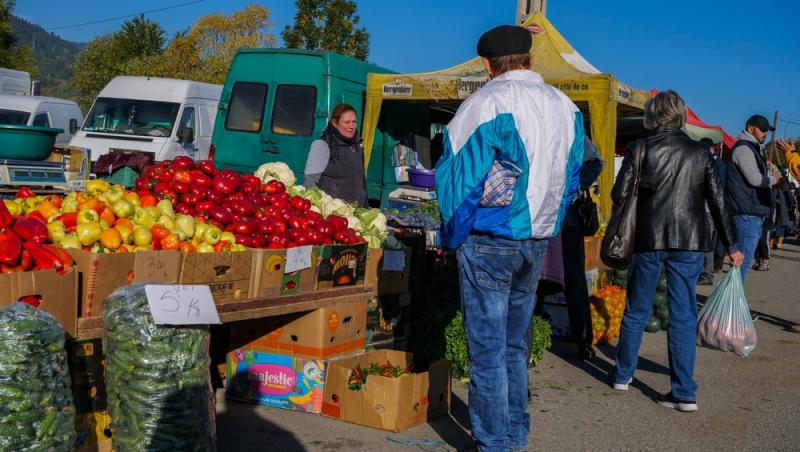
435,25,584,452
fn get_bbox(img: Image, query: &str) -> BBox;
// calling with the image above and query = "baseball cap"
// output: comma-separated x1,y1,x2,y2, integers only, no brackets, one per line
746,115,775,133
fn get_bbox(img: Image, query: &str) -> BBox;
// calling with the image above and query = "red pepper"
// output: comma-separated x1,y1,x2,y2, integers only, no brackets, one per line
191,170,211,186
171,156,195,171
198,160,217,176
327,215,349,232
13,218,49,244
267,232,290,248
18,295,41,307
0,231,22,266
56,212,78,232
26,211,48,225
172,180,191,194
264,180,286,195
172,169,193,185
20,248,33,271
15,186,34,199
289,196,307,212
214,240,232,252
54,247,74,273
22,242,63,272
0,200,12,228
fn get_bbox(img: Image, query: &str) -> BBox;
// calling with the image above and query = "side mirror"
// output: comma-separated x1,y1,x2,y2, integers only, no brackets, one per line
179,127,194,144
69,118,79,135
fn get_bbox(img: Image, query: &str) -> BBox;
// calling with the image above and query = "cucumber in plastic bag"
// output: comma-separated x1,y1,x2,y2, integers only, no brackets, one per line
104,285,215,452
696,267,757,357
0,303,75,452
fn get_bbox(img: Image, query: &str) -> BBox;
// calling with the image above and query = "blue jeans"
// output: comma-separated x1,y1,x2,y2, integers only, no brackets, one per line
735,215,764,282
614,251,704,401
457,234,548,452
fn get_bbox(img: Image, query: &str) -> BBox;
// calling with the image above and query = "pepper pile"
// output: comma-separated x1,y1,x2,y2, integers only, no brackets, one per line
0,303,75,450
347,361,413,391
135,157,366,249
0,197,73,274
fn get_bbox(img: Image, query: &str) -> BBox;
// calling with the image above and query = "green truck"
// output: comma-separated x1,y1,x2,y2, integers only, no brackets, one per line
209,48,430,205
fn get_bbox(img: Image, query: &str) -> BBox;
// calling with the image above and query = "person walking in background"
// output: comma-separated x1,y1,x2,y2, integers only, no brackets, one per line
561,136,603,358
611,91,743,412
698,137,719,285
770,176,793,250
435,25,585,451
724,114,781,282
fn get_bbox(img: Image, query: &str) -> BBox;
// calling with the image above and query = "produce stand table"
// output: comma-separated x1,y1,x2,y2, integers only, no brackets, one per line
74,285,376,340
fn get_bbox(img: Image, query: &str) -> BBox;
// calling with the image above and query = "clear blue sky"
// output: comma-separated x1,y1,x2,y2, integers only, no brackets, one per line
15,0,800,137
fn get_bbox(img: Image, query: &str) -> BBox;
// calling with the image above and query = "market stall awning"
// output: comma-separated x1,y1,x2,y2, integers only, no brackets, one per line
650,89,736,149
362,11,652,217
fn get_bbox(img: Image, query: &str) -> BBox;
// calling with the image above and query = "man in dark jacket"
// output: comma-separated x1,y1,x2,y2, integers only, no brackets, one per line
725,114,781,281
611,91,743,412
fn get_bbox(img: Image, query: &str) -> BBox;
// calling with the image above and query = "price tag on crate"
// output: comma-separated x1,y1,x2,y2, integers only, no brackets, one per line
145,284,221,325
285,245,313,274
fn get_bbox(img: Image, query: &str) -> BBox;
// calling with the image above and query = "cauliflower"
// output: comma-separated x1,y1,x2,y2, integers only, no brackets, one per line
254,162,296,187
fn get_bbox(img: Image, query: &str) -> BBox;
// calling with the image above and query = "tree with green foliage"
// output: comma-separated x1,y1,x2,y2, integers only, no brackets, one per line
282,0,369,61
122,4,275,85
70,15,165,110
0,0,37,76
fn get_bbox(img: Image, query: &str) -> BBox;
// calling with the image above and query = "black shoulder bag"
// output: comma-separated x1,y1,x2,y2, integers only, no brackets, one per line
600,139,645,269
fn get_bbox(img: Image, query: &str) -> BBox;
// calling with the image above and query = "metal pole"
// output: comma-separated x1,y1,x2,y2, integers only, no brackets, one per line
517,0,548,23
769,110,779,162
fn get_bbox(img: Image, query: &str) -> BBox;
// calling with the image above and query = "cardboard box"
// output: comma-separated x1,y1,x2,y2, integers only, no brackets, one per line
68,249,182,317
226,349,327,413
321,350,451,432
315,243,368,290
584,236,600,270
228,299,366,360
249,248,316,298
179,250,252,302
68,339,106,415
365,249,382,288
0,267,79,336
48,145,91,182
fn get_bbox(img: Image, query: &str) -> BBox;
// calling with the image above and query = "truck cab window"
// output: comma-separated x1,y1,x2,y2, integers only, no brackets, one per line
271,85,316,136
32,113,50,127
225,82,268,132
83,98,180,137
0,109,30,125
178,107,196,142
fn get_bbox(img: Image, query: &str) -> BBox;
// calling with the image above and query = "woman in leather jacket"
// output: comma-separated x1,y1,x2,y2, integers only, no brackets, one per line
611,90,743,412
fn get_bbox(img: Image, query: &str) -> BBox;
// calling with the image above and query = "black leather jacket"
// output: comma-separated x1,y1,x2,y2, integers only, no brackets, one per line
611,127,736,253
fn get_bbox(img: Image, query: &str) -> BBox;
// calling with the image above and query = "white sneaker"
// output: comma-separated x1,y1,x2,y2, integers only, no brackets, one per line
613,377,633,391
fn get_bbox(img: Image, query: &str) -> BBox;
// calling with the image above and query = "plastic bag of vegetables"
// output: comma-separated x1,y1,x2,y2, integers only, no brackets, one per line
696,267,757,357
0,303,75,451
104,285,214,451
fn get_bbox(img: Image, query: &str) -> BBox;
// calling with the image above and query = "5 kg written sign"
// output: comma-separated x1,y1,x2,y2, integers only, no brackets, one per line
145,284,221,325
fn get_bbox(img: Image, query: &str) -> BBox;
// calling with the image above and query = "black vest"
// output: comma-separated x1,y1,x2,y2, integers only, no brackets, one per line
318,130,368,207
724,140,772,218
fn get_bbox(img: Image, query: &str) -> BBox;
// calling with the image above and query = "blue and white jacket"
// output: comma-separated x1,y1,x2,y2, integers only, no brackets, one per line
435,70,585,250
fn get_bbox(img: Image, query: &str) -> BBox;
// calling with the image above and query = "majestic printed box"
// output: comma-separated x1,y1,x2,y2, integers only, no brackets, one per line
226,349,327,413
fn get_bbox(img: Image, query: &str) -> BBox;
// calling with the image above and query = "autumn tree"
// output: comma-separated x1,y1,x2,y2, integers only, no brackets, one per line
282,0,369,61
0,0,38,76
122,4,275,84
70,14,165,109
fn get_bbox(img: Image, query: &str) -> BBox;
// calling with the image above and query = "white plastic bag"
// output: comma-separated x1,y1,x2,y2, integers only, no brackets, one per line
696,267,757,357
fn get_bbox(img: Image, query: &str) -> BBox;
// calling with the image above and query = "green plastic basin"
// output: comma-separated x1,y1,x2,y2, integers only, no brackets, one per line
0,124,63,161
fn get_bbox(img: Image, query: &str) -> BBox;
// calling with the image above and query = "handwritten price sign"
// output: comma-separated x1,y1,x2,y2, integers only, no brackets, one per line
144,285,221,325
285,245,313,274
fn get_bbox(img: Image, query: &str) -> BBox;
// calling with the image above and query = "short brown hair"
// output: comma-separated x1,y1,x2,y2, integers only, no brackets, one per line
487,53,531,76
331,103,356,124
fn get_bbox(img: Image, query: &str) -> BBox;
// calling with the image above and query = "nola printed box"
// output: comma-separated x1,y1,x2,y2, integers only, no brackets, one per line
226,349,326,413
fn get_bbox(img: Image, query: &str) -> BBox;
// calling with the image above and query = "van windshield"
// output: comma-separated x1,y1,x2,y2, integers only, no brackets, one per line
83,97,180,137
0,109,30,125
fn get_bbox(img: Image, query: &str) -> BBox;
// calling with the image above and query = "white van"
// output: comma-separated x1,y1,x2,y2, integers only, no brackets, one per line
70,76,222,162
0,68,32,95
0,94,83,145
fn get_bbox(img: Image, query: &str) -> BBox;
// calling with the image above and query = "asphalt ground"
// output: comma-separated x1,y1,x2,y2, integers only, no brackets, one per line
216,237,800,451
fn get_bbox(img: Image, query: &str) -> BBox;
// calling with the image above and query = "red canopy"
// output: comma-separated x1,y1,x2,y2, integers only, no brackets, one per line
650,89,737,149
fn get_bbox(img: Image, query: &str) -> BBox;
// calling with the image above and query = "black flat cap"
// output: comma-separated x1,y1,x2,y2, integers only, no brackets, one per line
477,25,532,58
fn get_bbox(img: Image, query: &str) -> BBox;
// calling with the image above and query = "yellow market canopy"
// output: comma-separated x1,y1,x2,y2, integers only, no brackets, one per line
362,11,651,217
